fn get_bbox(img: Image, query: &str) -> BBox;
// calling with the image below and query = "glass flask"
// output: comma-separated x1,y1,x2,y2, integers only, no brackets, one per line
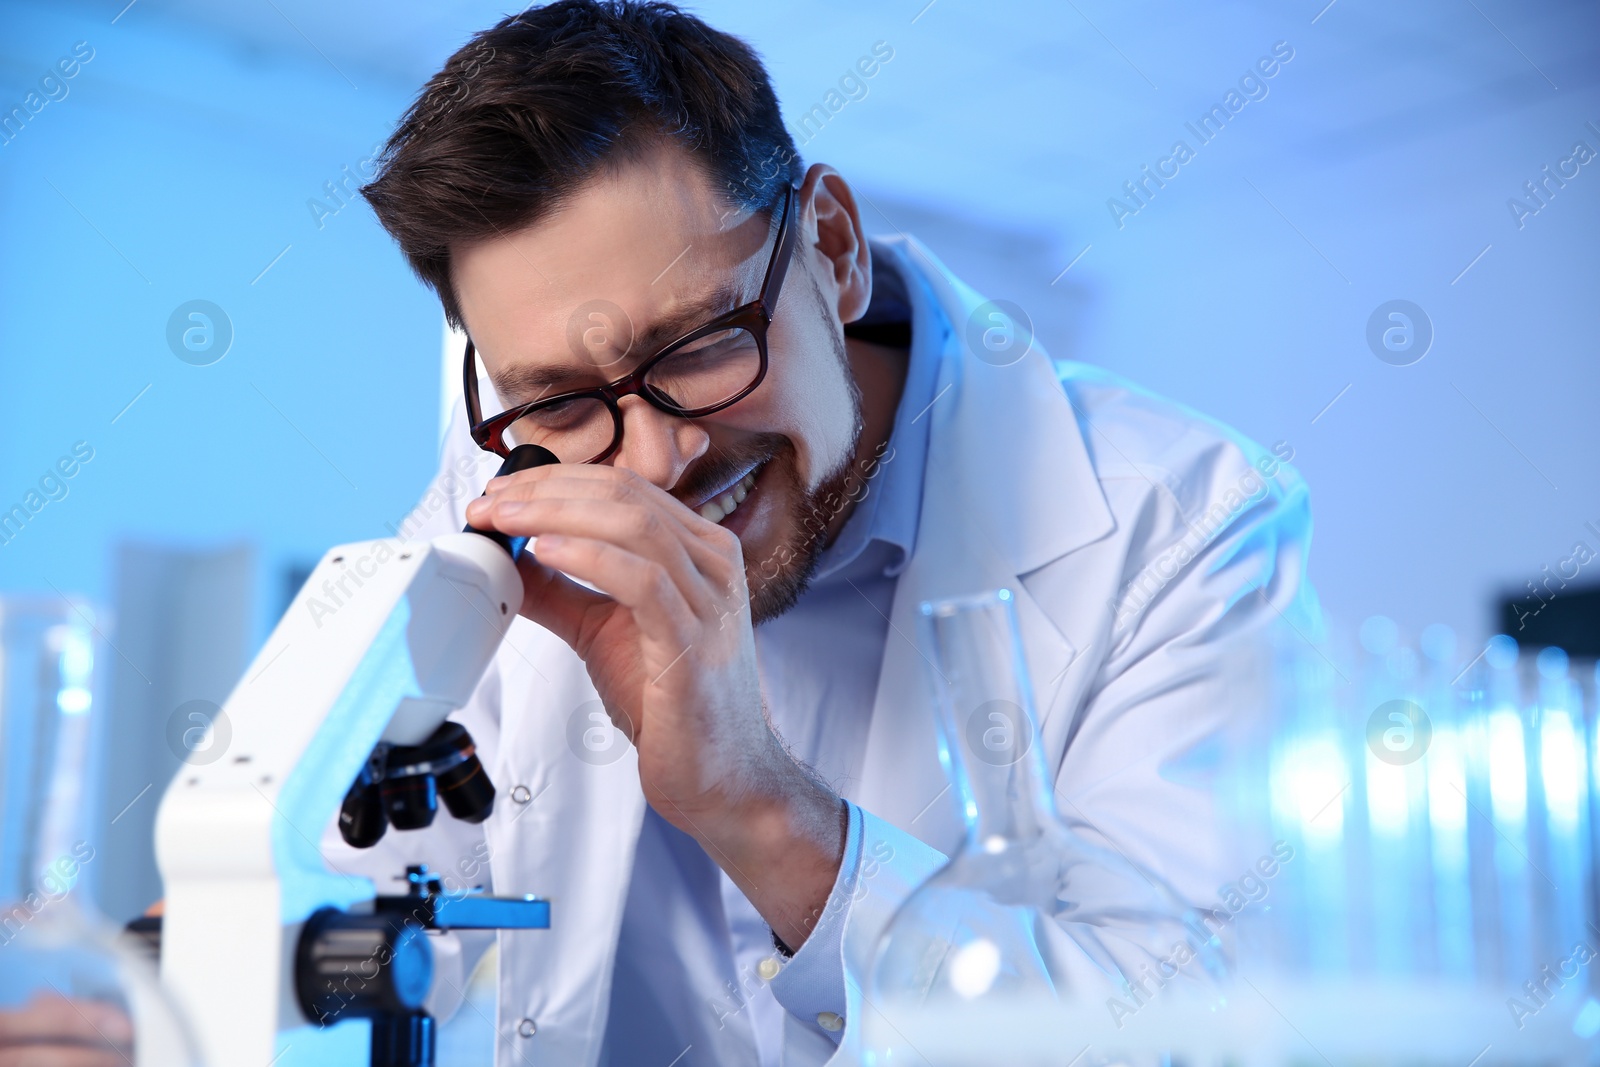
864,590,1222,1066
0,605,203,1066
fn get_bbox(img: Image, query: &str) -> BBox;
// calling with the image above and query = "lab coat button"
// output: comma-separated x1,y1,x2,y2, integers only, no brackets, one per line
816,1011,843,1032
517,1018,536,1038
757,956,781,981
511,785,533,805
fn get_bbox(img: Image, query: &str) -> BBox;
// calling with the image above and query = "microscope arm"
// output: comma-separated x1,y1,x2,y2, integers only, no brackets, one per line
153,499,532,1065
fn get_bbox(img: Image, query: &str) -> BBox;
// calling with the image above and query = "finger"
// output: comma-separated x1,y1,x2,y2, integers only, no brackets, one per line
484,466,735,548
530,535,698,644
476,479,741,592
473,470,714,544
473,469,749,609
512,549,611,648
484,461,639,493
0,995,133,1048
480,472,689,519
476,498,714,608
479,464,639,514
0,1045,130,1067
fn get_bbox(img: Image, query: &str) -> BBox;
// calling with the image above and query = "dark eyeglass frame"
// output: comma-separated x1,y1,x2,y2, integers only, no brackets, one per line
464,183,800,464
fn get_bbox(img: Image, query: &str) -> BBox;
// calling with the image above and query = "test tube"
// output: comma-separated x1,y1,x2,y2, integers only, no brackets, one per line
1423,624,1473,981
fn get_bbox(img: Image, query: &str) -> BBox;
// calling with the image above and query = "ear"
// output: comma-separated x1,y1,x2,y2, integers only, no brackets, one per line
797,163,871,324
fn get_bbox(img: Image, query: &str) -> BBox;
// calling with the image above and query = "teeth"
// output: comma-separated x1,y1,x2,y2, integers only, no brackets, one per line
697,466,761,524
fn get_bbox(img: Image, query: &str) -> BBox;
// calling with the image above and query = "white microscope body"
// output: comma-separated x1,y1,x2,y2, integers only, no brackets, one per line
152,525,524,1067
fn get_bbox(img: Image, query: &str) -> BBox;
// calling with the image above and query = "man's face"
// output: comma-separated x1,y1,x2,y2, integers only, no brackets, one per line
451,148,864,623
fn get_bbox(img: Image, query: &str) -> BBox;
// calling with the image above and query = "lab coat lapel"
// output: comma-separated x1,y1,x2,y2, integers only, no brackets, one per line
851,237,1116,847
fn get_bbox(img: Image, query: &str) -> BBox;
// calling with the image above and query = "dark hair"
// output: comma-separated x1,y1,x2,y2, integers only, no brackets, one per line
362,0,803,328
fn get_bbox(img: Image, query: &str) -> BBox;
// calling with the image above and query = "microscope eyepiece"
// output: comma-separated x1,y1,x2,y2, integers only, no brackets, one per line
463,443,560,561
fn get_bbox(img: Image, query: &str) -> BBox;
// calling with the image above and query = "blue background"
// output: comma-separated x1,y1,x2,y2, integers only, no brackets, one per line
2,3,1598,1059
2,0,1597,651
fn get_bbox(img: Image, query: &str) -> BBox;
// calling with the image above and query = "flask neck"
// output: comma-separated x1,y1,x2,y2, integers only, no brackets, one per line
960,738,1056,850
920,590,1058,851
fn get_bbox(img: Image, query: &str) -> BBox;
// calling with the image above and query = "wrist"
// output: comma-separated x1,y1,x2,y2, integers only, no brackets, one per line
691,758,841,863
687,758,848,950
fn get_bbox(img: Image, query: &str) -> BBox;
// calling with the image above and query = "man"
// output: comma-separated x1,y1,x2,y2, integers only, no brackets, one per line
330,2,1317,1064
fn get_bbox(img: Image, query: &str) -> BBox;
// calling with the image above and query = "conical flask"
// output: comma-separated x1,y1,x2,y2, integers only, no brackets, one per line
0,606,203,1065
864,590,1221,1065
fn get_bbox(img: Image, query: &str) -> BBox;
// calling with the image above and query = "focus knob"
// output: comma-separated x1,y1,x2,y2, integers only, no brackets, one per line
295,909,433,1026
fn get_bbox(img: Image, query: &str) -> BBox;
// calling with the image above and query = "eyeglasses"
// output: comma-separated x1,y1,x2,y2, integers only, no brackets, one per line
464,184,799,465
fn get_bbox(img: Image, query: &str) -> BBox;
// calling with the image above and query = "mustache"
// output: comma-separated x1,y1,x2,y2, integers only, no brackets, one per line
672,433,789,507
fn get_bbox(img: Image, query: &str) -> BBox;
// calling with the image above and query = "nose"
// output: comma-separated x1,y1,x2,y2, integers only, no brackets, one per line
610,394,710,491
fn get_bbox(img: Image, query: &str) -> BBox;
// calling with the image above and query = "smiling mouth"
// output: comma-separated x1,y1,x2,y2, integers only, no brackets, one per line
695,463,763,524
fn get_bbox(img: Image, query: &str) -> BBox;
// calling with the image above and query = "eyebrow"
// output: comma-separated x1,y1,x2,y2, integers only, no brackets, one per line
489,279,747,403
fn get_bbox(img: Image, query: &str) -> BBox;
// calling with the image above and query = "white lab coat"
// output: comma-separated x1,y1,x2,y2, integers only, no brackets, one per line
325,234,1315,1065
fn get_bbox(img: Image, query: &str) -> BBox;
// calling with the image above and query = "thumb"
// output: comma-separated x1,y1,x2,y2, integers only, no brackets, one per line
514,545,611,648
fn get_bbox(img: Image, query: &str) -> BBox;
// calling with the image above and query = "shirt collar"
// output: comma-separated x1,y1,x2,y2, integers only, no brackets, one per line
811,239,942,584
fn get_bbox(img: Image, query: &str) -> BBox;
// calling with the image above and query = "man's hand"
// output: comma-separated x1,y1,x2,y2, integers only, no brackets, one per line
465,464,846,949
0,994,134,1067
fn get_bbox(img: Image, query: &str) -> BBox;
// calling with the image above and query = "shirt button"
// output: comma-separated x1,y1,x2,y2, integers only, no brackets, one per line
757,956,781,981
510,785,533,805
517,1018,536,1038
816,1011,843,1032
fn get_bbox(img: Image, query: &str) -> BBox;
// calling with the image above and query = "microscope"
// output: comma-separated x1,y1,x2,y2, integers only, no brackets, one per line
137,445,559,1067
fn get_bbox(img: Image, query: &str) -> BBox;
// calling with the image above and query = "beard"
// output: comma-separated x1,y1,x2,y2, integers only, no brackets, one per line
746,432,863,624
671,273,864,626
